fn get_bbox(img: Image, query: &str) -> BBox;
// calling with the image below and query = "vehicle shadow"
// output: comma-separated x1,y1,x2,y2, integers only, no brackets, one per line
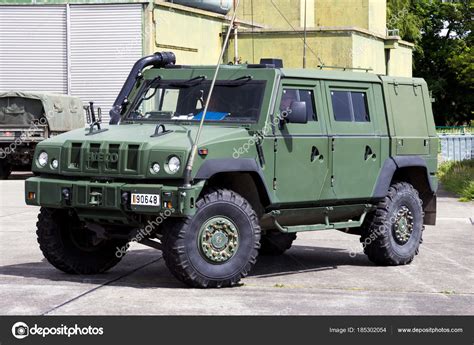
0,245,372,289
250,245,372,278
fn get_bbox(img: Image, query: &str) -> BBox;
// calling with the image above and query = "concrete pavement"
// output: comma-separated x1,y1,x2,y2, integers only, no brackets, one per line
0,173,473,315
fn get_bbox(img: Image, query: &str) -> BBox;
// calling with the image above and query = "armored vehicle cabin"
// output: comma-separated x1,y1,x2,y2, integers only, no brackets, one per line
0,91,85,179
25,52,437,288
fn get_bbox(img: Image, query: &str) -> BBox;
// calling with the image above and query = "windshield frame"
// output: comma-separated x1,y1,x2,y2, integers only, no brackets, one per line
122,78,267,125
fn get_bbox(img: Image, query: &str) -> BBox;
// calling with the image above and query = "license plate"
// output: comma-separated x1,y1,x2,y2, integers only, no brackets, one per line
131,193,160,206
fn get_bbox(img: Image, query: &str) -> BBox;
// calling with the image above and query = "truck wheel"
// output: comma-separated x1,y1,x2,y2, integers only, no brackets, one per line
0,160,11,179
36,207,128,274
260,231,296,255
361,182,424,265
162,189,261,288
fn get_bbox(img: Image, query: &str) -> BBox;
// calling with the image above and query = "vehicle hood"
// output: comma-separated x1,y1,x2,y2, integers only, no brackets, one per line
34,123,254,179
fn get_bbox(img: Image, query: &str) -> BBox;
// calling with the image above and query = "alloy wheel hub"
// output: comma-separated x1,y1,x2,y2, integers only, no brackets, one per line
393,205,414,245
199,217,239,263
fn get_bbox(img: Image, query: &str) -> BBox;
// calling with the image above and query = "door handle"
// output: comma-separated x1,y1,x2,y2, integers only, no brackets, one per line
364,145,376,161
311,146,324,162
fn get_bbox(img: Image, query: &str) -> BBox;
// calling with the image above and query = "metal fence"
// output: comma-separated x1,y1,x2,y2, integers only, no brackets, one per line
439,134,473,162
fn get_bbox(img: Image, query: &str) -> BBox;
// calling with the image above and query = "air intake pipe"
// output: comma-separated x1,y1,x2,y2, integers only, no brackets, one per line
109,51,176,124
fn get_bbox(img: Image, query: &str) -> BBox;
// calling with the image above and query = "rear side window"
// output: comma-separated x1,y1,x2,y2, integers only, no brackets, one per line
331,91,370,122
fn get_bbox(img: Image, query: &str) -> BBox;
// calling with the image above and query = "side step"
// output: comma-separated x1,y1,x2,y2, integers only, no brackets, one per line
271,205,372,233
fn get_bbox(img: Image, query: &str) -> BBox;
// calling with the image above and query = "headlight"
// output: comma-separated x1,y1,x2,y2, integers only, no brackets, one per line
37,151,48,167
167,156,181,174
150,162,160,174
51,159,59,169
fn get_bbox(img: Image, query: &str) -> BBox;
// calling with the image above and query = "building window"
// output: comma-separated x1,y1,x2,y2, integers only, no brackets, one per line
331,90,370,122
279,89,317,121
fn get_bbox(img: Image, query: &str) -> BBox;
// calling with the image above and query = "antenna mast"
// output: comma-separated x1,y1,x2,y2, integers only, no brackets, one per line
183,0,241,187
303,0,307,68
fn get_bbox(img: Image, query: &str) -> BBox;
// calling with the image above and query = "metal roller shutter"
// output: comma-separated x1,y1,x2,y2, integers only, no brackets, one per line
70,4,143,122
0,6,67,94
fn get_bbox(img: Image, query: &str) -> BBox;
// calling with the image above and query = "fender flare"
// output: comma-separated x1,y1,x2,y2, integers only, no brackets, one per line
194,158,272,200
372,156,436,198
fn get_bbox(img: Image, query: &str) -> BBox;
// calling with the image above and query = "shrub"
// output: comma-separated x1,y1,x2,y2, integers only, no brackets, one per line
437,160,474,201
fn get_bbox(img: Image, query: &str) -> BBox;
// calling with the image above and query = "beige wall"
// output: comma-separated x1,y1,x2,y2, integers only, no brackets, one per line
153,6,225,65
149,0,411,77
237,0,302,28
351,34,386,75
368,0,386,36
387,43,413,77
315,0,386,36
236,0,386,35
227,31,355,69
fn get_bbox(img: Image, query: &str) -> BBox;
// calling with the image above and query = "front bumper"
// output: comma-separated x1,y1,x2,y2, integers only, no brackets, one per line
25,177,201,218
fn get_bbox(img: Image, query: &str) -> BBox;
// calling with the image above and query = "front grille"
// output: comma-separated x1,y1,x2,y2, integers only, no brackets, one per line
127,144,139,171
107,144,120,171
88,143,101,170
65,142,142,175
69,142,82,169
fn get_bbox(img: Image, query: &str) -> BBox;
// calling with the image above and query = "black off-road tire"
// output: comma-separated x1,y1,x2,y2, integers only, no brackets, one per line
360,182,424,266
0,159,11,180
260,231,296,255
37,207,128,274
162,189,261,288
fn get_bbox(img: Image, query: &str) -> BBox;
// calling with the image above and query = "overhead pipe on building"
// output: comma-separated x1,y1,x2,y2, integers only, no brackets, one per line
109,51,176,124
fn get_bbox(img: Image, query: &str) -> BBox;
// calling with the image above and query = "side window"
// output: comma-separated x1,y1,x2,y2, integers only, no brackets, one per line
280,88,317,121
331,90,370,122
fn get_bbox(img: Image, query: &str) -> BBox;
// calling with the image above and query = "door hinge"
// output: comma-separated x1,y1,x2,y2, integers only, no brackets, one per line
331,138,335,151
273,138,278,152
273,178,277,190
331,175,334,187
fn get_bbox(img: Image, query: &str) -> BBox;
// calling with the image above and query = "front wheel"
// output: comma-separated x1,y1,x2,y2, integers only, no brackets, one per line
37,207,128,274
162,189,261,288
360,182,424,265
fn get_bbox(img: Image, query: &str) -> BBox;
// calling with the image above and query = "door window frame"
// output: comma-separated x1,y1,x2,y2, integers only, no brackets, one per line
272,79,326,136
324,81,377,135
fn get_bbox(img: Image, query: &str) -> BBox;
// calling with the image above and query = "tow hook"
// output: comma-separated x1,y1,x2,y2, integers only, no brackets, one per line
89,191,102,206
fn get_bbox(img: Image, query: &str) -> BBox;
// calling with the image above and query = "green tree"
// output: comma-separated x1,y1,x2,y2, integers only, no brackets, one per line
387,0,473,125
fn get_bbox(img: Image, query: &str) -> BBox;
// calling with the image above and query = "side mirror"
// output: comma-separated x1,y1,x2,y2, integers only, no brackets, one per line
283,101,307,124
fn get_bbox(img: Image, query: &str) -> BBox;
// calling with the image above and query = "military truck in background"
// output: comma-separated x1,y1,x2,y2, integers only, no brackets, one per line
0,91,85,179
25,52,438,288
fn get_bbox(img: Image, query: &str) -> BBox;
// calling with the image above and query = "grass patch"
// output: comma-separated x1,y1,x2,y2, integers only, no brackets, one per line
437,159,474,202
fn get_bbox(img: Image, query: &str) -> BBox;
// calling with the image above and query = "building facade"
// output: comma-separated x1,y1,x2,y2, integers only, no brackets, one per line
0,0,414,120
229,0,413,76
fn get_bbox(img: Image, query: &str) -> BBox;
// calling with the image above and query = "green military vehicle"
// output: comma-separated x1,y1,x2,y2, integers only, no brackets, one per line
25,52,437,288
0,91,85,179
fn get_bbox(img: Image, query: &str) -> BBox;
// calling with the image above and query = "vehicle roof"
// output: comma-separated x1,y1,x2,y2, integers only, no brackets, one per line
279,68,382,82
166,64,423,84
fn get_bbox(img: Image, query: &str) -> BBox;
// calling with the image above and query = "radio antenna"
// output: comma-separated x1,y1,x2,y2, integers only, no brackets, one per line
183,0,241,187
303,0,307,68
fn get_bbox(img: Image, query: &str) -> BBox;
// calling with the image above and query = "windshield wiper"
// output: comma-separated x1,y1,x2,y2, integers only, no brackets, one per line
167,75,206,88
217,75,253,87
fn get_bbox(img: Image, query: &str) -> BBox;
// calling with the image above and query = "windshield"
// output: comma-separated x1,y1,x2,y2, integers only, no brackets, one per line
125,79,266,124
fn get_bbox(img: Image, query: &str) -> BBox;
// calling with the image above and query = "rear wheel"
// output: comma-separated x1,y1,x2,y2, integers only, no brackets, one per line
37,207,128,274
360,182,424,265
260,231,296,255
162,189,261,288
0,159,11,179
